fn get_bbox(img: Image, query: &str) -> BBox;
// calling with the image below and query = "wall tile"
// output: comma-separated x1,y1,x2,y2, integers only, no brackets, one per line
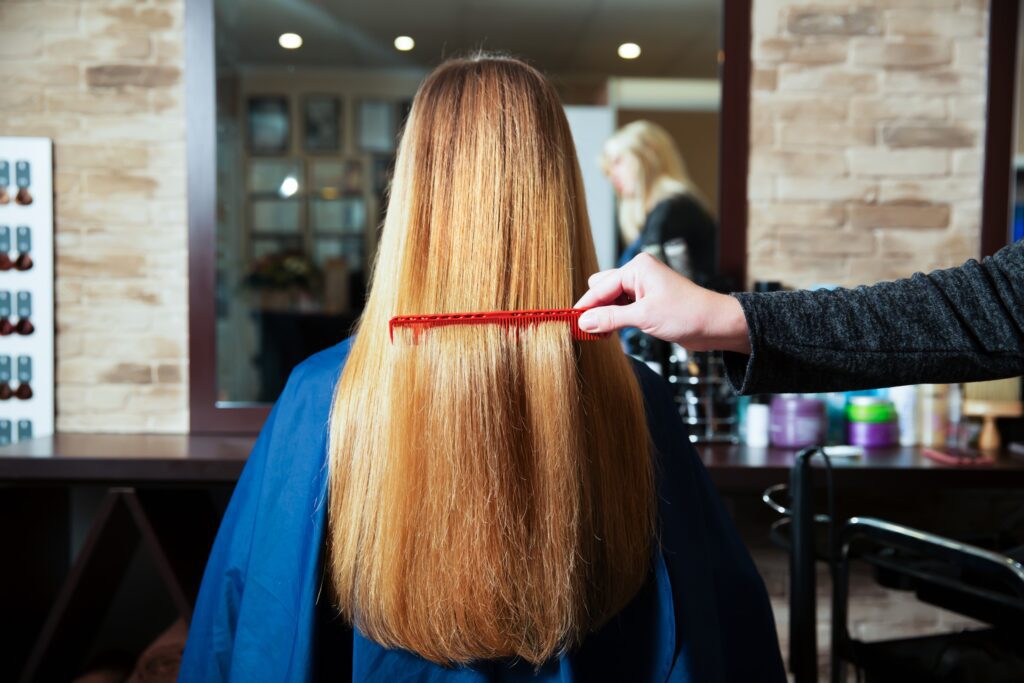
786,8,882,36
881,123,976,148
848,201,951,229
884,9,983,39
0,30,44,58
776,177,879,202
777,64,879,93
751,149,847,176
85,64,180,88
779,123,876,147
0,2,80,32
44,34,151,61
852,39,953,69
849,95,947,121
848,147,949,177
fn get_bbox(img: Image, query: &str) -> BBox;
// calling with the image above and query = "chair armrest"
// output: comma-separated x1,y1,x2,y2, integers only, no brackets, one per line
841,516,1024,596
830,515,1024,683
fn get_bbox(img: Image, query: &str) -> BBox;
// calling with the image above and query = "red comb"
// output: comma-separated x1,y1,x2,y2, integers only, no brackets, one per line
389,308,604,343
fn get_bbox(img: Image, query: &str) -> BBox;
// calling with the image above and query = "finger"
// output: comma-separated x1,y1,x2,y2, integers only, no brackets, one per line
575,267,638,309
577,302,644,334
587,268,617,288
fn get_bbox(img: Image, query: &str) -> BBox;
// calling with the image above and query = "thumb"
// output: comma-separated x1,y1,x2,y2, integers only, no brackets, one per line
578,303,644,334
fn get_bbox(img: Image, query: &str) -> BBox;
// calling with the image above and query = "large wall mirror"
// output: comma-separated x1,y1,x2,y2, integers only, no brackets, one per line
189,0,1016,433
189,0,749,431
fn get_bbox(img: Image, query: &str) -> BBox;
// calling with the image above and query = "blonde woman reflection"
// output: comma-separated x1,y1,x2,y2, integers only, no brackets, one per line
603,120,718,286
180,55,784,682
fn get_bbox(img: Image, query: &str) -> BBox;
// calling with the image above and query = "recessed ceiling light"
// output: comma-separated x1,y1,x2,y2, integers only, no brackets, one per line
617,42,641,60
394,35,415,52
279,176,299,197
279,33,303,50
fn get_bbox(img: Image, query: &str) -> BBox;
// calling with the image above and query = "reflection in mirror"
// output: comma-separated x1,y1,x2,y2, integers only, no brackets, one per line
213,0,722,405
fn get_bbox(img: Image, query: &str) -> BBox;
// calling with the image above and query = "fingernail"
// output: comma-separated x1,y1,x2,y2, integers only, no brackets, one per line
578,311,597,331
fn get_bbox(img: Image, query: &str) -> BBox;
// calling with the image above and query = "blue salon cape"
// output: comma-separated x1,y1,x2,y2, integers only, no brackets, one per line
179,337,786,682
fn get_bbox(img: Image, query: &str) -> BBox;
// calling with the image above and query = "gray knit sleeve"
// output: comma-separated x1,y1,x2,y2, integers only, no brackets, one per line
723,240,1024,395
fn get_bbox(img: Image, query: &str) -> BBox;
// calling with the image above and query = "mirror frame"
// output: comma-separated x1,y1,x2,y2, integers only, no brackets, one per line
981,0,1020,257
186,0,1017,433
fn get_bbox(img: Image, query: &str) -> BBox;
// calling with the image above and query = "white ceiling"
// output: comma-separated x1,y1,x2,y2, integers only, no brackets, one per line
215,0,722,79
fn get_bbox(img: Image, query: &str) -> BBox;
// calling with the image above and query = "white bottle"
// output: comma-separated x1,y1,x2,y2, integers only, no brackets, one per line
746,402,770,448
946,383,963,447
888,385,918,447
918,384,949,448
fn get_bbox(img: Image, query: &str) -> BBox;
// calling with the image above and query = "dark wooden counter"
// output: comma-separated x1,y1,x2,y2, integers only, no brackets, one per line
0,433,254,484
2,433,1024,490
694,443,1024,491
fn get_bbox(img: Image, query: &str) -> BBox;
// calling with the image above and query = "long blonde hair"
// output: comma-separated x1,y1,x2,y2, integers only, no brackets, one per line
602,120,709,244
325,55,655,666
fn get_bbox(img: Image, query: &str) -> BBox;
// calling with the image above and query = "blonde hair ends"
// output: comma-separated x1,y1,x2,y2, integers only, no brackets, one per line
325,55,655,666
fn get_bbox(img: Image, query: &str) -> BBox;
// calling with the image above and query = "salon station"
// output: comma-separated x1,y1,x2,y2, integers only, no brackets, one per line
1,0,1024,681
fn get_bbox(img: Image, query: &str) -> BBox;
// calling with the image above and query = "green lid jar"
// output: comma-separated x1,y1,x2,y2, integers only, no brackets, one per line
846,397,896,423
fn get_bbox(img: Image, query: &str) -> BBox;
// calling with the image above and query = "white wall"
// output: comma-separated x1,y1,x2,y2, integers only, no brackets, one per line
564,106,616,271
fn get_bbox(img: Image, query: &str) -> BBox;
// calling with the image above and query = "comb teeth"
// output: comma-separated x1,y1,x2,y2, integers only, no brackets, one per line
389,308,605,343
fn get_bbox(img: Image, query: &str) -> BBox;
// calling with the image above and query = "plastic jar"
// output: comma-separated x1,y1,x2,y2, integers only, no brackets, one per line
769,395,826,448
846,397,898,448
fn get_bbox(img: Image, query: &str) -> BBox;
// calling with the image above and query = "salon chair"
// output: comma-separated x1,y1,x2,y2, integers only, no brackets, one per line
764,449,1024,683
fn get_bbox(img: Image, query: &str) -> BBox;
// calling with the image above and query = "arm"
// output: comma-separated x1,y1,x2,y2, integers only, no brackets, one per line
576,242,1024,394
725,241,1024,393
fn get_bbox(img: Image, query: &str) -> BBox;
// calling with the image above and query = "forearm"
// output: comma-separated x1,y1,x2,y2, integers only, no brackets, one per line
702,292,751,355
723,242,1024,394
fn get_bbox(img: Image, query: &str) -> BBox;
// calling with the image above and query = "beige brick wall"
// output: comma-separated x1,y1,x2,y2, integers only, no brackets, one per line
0,0,188,433
748,0,990,289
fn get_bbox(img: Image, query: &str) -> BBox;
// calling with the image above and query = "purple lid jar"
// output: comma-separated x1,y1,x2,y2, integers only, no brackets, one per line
848,419,898,448
770,395,826,448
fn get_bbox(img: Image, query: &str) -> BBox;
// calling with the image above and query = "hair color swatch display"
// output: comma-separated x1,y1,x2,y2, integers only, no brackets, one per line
0,138,53,443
